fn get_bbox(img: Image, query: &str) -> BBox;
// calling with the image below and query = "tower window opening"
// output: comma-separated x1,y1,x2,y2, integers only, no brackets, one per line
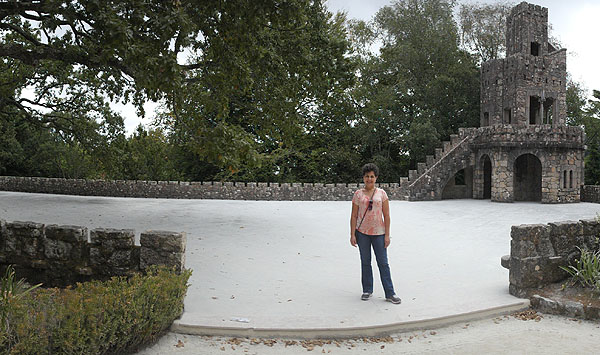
455,169,466,186
531,42,540,56
504,108,512,124
569,170,573,188
529,96,540,125
543,98,554,124
483,112,490,126
563,170,567,188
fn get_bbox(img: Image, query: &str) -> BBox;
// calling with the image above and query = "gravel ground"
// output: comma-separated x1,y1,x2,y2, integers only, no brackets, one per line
137,311,600,354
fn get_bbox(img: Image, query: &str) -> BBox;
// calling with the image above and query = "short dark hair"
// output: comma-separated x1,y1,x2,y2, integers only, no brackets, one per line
362,163,379,177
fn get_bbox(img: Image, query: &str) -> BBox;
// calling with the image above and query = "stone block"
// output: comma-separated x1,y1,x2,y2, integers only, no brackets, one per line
44,238,73,261
5,221,44,258
509,255,567,289
107,249,136,267
140,230,186,253
564,300,585,318
530,294,560,314
510,224,549,242
501,255,510,269
580,218,600,238
140,247,185,273
548,221,585,256
45,224,87,243
0,219,5,250
90,228,134,248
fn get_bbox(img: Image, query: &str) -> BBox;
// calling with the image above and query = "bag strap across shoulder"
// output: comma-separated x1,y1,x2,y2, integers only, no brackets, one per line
356,188,376,231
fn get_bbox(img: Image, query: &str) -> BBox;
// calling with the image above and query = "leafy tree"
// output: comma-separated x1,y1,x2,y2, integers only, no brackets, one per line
566,78,588,127
581,91,600,184
457,2,513,63
163,3,357,181
122,125,182,181
1,0,362,180
350,0,479,172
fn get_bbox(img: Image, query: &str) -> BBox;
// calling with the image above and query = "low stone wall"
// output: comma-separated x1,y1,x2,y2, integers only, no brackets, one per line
506,219,600,298
0,176,408,201
581,185,600,203
0,219,186,287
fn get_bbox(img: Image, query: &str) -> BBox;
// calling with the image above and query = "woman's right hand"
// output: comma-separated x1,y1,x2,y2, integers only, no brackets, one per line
350,234,357,247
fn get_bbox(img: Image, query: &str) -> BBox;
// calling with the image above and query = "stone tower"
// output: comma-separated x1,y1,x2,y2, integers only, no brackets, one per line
402,2,584,203
481,2,566,127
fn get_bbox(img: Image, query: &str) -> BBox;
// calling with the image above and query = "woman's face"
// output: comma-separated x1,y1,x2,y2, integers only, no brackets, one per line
363,171,378,189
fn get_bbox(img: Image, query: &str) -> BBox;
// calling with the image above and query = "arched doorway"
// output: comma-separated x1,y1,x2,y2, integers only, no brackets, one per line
513,154,542,201
481,155,492,199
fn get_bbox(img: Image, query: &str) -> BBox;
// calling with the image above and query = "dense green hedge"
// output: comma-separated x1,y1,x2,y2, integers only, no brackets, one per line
0,266,192,354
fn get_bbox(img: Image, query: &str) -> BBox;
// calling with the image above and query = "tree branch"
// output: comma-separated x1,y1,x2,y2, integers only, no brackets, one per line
0,22,45,46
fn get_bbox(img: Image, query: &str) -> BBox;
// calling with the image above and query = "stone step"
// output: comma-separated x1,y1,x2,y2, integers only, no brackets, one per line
417,162,427,174
450,134,460,145
443,141,451,152
435,148,443,160
426,155,434,167
409,170,418,181
400,177,409,187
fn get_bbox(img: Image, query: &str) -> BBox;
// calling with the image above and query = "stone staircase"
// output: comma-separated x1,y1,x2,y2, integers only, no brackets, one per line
400,128,477,201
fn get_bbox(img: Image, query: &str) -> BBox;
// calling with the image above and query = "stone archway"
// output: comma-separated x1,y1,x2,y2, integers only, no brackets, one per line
481,155,492,199
513,153,542,201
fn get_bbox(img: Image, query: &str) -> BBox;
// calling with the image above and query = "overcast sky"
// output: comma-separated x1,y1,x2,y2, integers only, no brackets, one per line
119,0,600,134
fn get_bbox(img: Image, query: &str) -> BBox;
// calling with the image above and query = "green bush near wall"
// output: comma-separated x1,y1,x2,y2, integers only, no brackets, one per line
0,266,192,354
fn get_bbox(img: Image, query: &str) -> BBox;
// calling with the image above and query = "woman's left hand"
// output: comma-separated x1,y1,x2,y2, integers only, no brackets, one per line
384,236,390,248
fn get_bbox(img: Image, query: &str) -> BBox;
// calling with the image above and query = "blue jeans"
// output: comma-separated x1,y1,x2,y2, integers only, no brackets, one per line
356,230,395,298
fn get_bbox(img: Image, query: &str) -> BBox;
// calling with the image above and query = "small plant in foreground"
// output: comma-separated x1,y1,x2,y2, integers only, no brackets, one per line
0,265,191,354
560,247,600,293
0,266,42,335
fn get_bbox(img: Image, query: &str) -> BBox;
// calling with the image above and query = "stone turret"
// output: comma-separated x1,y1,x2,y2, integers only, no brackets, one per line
481,1,566,127
405,2,584,203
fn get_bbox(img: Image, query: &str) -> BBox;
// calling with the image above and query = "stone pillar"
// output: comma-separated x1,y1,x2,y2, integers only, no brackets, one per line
472,156,484,199
90,228,138,276
140,230,186,273
541,155,558,203
491,151,513,202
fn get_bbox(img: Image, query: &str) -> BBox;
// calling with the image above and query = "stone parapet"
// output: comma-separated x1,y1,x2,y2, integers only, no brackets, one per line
0,219,186,287
581,185,600,203
0,176,408,201
470,125,585,149
505,219,600,298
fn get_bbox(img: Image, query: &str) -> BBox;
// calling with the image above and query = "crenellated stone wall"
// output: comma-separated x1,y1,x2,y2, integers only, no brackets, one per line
0,176,409,201
581,185,600,203
0,219,186,287
0,125,586,203
505,219,600,298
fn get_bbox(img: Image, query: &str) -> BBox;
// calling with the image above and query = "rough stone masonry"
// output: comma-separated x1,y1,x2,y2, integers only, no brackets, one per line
0,218,186,287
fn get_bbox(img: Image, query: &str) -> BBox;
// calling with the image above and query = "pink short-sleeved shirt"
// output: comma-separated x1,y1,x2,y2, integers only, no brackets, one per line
352,188,388,236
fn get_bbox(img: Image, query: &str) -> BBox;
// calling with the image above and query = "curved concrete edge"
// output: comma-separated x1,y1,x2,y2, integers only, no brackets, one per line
170,299,530,339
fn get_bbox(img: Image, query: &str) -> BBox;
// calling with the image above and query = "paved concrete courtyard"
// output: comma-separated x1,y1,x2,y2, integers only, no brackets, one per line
2,191,600,336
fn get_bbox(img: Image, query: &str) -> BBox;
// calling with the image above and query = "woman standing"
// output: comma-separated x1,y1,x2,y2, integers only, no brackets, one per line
350,163,401,304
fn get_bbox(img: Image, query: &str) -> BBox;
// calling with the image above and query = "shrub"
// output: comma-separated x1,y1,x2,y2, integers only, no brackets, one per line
560,247,600,293
0,265,192,354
